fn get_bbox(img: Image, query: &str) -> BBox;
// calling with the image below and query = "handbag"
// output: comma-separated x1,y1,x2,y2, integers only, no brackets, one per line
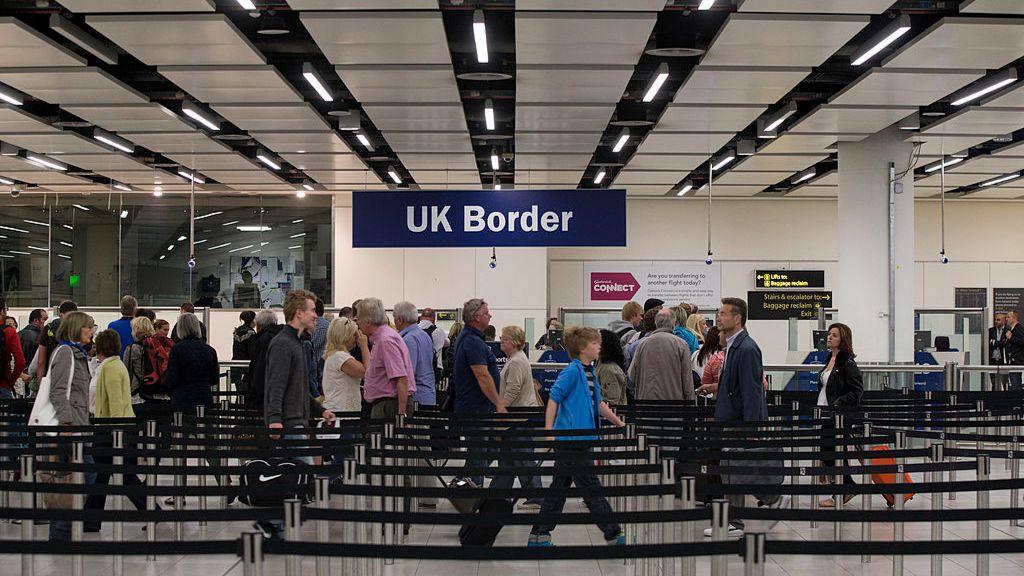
37,453,74,510
27,347,75,436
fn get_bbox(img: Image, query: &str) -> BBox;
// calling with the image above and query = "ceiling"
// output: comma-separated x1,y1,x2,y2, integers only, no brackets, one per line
0,1,1022,201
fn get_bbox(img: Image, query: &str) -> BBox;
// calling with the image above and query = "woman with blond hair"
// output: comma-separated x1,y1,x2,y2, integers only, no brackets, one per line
685,313,707,344
321,316,369,463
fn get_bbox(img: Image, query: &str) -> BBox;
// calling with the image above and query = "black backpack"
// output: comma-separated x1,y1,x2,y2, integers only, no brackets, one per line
238,458,311,507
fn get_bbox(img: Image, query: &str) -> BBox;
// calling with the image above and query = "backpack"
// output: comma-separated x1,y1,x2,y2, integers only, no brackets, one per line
238,458,312,507
139,336,172,397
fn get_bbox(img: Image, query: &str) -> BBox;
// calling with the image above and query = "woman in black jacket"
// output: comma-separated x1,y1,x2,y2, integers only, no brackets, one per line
816,322,863,508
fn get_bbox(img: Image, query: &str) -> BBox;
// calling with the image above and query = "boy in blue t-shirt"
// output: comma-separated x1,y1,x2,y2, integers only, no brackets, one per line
528,326,626,547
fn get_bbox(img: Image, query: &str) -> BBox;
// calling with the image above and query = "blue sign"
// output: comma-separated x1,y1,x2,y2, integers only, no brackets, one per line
352,189,626,248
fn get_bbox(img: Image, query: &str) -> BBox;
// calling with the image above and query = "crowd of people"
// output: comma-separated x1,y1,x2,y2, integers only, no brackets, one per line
0,290,871,544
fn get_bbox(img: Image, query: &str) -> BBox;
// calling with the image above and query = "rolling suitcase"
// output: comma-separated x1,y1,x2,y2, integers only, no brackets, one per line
868,445,915,507
458,497,513,546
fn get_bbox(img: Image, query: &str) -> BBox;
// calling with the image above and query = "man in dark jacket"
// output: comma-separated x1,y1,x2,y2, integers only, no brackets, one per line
18,308,47,371
244,310,283,409
1004,310,1024,390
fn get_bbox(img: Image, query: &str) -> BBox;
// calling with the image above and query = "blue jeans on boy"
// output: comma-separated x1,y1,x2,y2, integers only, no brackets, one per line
49,454,97,541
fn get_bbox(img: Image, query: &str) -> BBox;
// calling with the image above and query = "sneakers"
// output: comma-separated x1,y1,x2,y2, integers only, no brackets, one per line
252,520,282,540
527,533,553,547
703,524,744,538
605,531,626,546
518,499,543,510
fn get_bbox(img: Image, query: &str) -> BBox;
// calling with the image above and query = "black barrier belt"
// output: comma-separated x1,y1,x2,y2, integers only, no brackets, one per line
876,427,1024,444
369,447,646,460
381,437,634,449
0,540,239,556
697,477,1024,496
673,460,976,478
766,539,1024,557
0,507,282,523
949,447,1024,460
733,506,1024,524
660,448,930,460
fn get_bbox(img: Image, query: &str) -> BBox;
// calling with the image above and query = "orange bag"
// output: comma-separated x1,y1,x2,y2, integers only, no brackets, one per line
869,445,914,507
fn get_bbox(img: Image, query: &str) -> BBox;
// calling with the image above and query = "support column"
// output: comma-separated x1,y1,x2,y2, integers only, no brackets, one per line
837,127,915,363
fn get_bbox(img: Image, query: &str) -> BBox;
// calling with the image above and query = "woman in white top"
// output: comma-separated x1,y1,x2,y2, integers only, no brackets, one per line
321,317,368,463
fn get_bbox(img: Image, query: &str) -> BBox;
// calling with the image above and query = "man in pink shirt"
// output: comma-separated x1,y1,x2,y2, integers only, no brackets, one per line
356,297,415,419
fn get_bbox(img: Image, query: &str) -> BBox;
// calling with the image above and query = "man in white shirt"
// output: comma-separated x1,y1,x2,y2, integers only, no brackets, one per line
418,308,449,377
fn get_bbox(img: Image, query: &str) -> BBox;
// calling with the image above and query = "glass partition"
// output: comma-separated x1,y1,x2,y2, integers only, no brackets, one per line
0,203,50,307
915,308,984,391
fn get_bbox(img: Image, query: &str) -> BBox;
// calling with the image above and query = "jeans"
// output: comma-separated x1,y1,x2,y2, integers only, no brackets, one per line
49,453,97,541
269,430,313,533
1009,369,1022,391
530,446,620,540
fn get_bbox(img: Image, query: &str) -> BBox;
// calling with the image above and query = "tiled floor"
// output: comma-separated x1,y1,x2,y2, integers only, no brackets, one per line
2,454,1023,576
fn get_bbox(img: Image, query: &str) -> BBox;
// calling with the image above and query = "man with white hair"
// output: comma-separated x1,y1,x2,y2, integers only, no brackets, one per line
394,301,436,407
628,307,695,401
356,297,415,418
418,307,448,382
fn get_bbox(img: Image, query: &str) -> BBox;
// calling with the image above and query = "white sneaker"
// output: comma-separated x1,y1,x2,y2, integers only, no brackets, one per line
703,525,743,538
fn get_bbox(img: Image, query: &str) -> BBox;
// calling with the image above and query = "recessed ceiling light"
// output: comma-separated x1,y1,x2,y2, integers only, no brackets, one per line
181,100,220,132
177,235,187,241
490,149,500,171
484,98,495,131
473,9,488,64
222,220,240,226
194,211,222,220
153,186,163,197
93,129,135,154
981,172,1021,187
301,62,333,102
676,181,694,197
236,0,256,8
72,204,89,211
642,63,669,103
256,150,281,170
594,169,606,185
924,157,963,173
387,165,402,184
177,168,206,184
207,242,231,251
697,0,715,9
24,219,49,228
711,150,735,171
0,85,23,106
851,15,911,66
356,132,373,151
763,102,798,132
25,153,67,171
612,128,630,153
791,168,816,184
0,225,29,233
237,225,271,232
951,69,1017,107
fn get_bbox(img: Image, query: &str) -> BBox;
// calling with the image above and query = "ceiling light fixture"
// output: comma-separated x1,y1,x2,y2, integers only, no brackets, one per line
177,235,187,241
24,220,48,227
93,128,134,154
236,0,256,8
737,139,756,156
594,169,606,185
193,239,207,245
72,204,89,211
27,245,48,252
194,211,222,220
222,220,239,226
612,128,630,153
153,186,163,197
899,112,920,131
676,180,694,196
61,224,73,230
756,119,777,139
302,183,314,191
228,244,254,253
301,62,333,102
207,242,231,251
356,132,374,151
850,15,911,66
387,165,402,184
0,225,29,233
642,63,670,103
288,245,302,250
159,255,166,260
59,241,72,247
951,69,1018,106
484,98,495,131
490,149,500,170
112,182,132,192
167,244,174,252
290,232,306,238
296,189,306,198
0,177,13,185
698,0,715,9
981,172,1022,187
711,150,735,171
792,167,816,184
763,102,798,132
256,149,281,170
292,219,303,223
181,100,220,132
10,250,30,255
473,9,489,64
924,157,963,173
0,85,23,106
120,210,128,219
237,225,272,232
177,168,206,184
50,14,118,65
25,153,67,171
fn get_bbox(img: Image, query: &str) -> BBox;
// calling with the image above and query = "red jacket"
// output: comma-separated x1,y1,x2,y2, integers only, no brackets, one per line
1,325,25,391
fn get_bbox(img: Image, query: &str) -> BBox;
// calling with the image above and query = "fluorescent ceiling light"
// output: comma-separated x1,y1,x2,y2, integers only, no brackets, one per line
594,169,606,185
981,172,1021,187
93,129,134,154
24,220,49,227
10,250,30,255
642,63,669,103
355,132,373,151
228,244,254,253
0,177,13,185
236,0,256,9
792,168,816,184
612,128,630,153
260,242,269,246
0,225,29,233
301,62,333,102
899,112,920,131
72,204,89,211
302,183,314,191
58,254,70,260
177,169,206,184
194,211,222,220
851,15,911,66
112,182,132,192
27,245,48,252
177,235,187,241
166,244,174,251
25,153,67,171
924,157,963,173
181,100,220,132
222,220,239,226
50,15,118,65
951,69,1018,106
61,224,73,230
256,150,281,170
153,186,163,197
490,150,500,170
484,98,495,131
0,86,22,106
676,181,694,197
387,165,402,184
292,219,303,223
698,0,715,9
59,241,72,248
288,245,302,250
711,151,735,171
763,102,798,132
237,225,272,232
206,242,231,251
120,210,128,219
193,239,207,245
473,9,488,64
159,255,166,260
290,232,306,238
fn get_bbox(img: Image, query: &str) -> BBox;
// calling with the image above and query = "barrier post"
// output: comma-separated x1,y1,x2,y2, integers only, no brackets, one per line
382,422,395,565
862,421,872,564
195,405,207,525
810,407,822,529
344,458,359,576
710,499,729,576
976,454,991,576
791,401,800,510
111,429,125,576
930,442,944,576
283,498,301,576
646,444,661,576
947,394,957,501
19,454,33,576
679,477,696,576
356,443,371,576
743,532,766,576
659,454,673,576
370,431,384,576
1010,437,1020,528
145,419,157,560
172,411,184,541
241,529,264,576
893,430,906,576
833,413,844,542
315,476,330,576
627,433,646,567
71,441,84,576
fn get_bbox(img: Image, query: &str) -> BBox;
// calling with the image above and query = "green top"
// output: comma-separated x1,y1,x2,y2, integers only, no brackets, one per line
94,357,135,419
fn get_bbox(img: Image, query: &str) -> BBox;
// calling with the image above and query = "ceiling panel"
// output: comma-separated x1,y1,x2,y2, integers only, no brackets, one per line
674,66,811,105
0,17,86,68
63,104,192,132
515,153,592,171
517,66,633,103
953,155,1024,173
702,14,868,68
515,104,615,132
960,0,1024,13
88,170,166,185
656,104,765,133
625,154,707,171
289,0,436,8
983,83,1024,108
516,184,579,190
831,68,985,106
61,0,215,11
735,154,828,172
0,67,147,105
513,170,582,184
213,103,330,132
516,12,656,66
517,0,668,9
305,170,381,185
814,172,839,186
737,0,895,12
759,133,843,154
363,104,468,132
613,170,688,186
715,171,789,186
249,131,352,154
791,104,916,134
907,133,996,156
0,132,110,155
160,66,302,104
884,17,1024,70
164,153,257,171
383,131,473,153
51,154,148,172
88,14,264,66
515,132,602,153
0,108,56,133
922,107,1024,136
282,153,365,171
302,12,451,66
0,170,88,185
337,65,460,103
396,153,478,170
634,132,735,155
409,170,481,184
123,131,232,154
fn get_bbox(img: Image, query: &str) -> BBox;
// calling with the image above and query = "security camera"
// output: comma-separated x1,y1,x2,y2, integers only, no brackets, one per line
10,185,20,198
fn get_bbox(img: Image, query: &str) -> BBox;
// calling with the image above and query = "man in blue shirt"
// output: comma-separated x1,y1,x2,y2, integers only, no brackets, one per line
394,301,436,407
107,295,137,357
